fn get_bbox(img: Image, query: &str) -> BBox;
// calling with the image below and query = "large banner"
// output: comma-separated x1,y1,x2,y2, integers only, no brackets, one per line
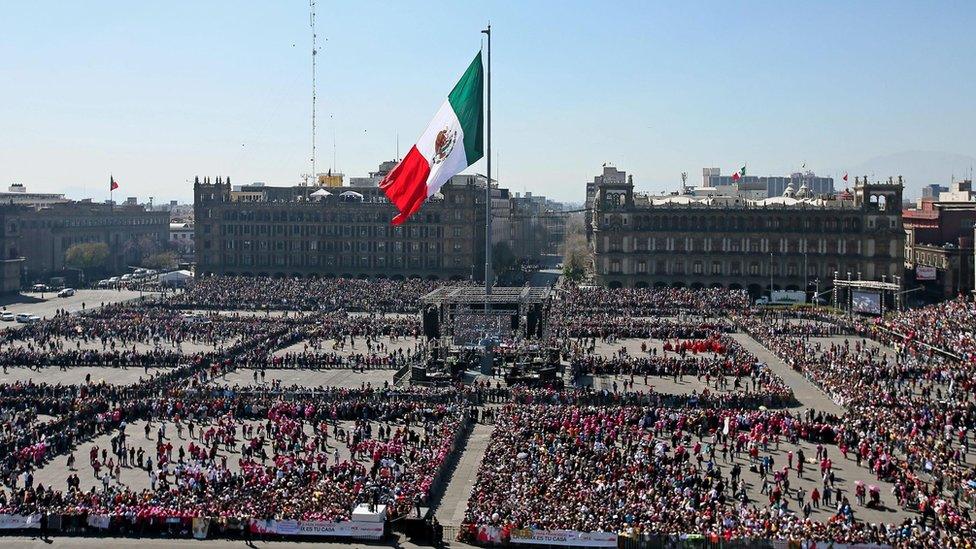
510,528,617,547
249,519,383,540
770,290,806,304
852,291,881,315
0,514,40,529
915,265,937,281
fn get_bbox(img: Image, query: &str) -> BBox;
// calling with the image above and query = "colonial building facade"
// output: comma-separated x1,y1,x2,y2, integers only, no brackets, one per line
0,202,168,288
589,173,905,298
194,176,490,280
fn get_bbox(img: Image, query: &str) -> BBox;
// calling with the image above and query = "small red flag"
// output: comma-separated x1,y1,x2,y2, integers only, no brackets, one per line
843,173,848,182
110,176,119,191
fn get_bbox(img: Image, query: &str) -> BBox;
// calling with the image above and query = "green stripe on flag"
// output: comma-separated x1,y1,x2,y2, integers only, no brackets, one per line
447,52,484,165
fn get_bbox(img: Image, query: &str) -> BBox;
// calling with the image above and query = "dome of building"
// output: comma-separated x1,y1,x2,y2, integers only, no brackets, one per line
796,183,810,198
783,183,796,198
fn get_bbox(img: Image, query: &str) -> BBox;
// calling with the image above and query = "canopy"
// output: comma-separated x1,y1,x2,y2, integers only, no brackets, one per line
310,188,331,198
339,190,363,199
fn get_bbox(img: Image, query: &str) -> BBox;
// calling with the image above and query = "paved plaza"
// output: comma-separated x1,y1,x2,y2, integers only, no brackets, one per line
1,289,157,319
32,418,371,494
272,335,423,360
211,368,397,390
0,296,959,545
0,366,169,386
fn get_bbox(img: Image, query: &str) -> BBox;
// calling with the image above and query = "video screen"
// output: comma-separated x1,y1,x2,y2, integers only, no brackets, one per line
852,290,881,315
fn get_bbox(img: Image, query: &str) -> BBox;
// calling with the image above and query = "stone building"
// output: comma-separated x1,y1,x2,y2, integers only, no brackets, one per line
194,175,491,280
903,187,976,297
0,206,25,292
13,202,169,282
589,171,905,299
0,202,168,287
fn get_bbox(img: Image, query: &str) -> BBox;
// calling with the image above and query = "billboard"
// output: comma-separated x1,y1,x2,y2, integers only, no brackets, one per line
915,265,937,281
852,291,882,315
770,290,806,304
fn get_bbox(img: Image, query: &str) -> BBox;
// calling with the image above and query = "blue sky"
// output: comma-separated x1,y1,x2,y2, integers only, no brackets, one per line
1,1,974,203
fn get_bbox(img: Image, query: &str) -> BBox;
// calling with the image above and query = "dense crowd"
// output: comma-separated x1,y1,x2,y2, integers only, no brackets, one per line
1,389,469,523
461,404,950,546
872,297,976,361
557,286,751,317
170,276,466,313
739,316,976,543
1,281,973,546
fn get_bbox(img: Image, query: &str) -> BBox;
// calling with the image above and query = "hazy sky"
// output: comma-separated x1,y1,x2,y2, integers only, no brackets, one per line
2,1,974,203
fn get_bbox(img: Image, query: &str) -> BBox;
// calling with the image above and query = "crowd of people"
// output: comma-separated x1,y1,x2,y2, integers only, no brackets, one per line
1,389,469,524
0,278,973,546
738,314,976,543
871,296,976,361
170,276,464,313
557,286,751,317
460,404,947,546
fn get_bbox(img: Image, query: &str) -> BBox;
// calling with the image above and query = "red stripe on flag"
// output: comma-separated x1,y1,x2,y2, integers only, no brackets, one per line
380,146,431,225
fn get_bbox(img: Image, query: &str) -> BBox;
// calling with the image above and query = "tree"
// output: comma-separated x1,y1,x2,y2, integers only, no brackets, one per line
560,212,590,282
65,242,111,275
142,251,177,271
492,241,517,274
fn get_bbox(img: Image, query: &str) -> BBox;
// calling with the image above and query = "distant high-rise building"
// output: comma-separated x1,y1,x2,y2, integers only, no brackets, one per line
921,183,949,200
700,168,834,198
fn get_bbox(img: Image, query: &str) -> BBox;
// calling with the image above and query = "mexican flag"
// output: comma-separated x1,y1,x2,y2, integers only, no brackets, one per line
110,175,119,191
731,166,746,182
381,52,484,225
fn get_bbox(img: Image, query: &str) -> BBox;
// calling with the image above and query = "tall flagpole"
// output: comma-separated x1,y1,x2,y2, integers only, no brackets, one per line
482,24,491,298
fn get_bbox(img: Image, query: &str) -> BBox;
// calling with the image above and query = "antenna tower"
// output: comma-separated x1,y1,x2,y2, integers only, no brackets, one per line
309,0,317,186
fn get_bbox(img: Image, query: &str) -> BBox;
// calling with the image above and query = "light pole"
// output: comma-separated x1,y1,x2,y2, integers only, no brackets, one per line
769,251,774,301
847,271,852,316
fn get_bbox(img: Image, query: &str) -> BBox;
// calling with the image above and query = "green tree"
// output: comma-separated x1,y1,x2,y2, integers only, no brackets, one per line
142,251,177,271
65,242,111,276
492,241,517,274
560,213,590,282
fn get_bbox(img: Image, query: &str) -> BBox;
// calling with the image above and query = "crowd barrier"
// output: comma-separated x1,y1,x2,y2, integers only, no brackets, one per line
0,513,386,541
461,524,892,549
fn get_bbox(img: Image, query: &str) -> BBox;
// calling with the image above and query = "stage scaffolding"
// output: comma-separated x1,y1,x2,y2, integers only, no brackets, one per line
421,286,552,345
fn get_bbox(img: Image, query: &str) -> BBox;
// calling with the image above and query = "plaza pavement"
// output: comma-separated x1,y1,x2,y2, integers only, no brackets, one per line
0,289,157,319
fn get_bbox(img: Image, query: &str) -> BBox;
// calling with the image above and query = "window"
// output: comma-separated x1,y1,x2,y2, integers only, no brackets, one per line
693,261,703,275
711,262,722,275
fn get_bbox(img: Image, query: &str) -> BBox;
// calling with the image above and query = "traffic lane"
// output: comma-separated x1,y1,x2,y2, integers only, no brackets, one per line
0,289,157,319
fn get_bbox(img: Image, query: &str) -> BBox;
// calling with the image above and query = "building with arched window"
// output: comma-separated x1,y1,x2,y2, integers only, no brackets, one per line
589,170,905,300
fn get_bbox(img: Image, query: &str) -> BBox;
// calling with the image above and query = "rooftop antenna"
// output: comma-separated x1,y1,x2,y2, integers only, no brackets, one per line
681,171,688,194
331,113,337,173
309,0,317,186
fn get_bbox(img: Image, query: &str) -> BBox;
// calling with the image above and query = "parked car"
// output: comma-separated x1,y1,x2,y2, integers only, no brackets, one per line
31,283,48,292
108,277,120,284
58,288,76,297
120,274,133,282
0,312,15,322
96,279,110,288
15,313,39,323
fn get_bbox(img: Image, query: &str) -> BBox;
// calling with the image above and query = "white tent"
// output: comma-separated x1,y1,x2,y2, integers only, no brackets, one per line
159,270,193,287
310,188,332,198
339,190,364,200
